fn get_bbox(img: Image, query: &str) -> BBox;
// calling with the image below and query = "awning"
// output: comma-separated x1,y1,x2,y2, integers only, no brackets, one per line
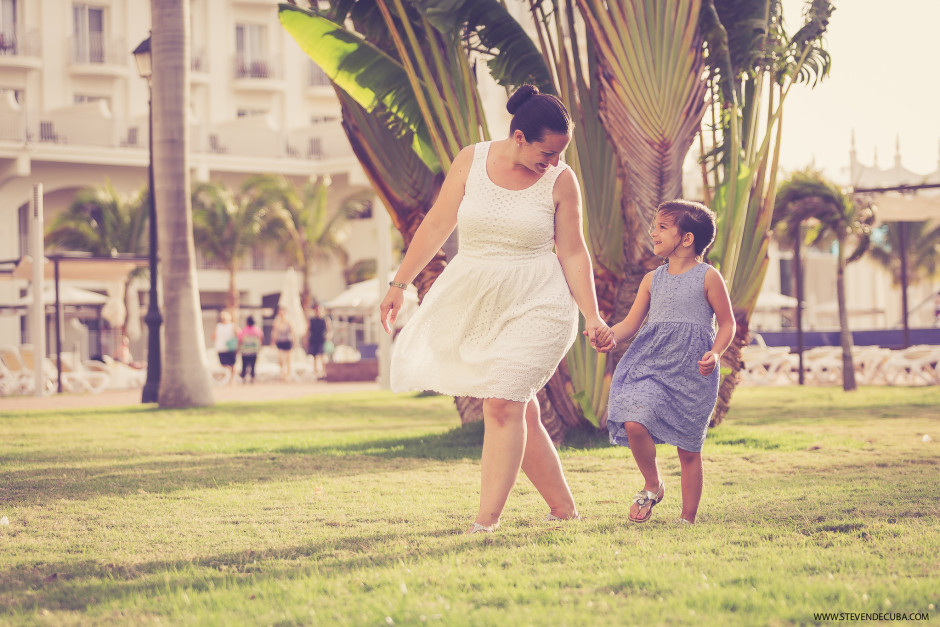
13,254,147,282
871,192,940,223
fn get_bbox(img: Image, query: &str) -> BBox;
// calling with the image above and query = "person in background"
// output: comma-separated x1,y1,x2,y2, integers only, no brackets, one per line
304,303,331,380
238,315,263,383
212,310,239,384
271,306,295,381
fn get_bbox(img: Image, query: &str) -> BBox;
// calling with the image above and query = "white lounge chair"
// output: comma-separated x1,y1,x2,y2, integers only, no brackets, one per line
882,345,940,386
740,345,793,385
0,345,34,395
56,352,111,394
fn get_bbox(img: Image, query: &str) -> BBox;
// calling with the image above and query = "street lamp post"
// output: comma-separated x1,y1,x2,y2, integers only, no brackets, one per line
133,34,162,403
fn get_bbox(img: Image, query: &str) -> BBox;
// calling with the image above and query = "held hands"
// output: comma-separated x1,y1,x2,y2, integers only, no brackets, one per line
698,351,720,376
583,319,616,353
379,287,405,334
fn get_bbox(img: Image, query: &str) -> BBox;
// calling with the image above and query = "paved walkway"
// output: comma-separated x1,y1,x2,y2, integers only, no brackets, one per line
0,380,382,412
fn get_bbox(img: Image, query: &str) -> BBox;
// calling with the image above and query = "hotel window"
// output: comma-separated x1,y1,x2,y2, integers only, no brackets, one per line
73,4,105,63
18,204,28,258
235,23,268,78
74,94,110,107
0,87,22,103
0,0,16,54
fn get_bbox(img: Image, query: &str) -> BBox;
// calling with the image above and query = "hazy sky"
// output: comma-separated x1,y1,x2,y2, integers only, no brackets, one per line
778,0,940,183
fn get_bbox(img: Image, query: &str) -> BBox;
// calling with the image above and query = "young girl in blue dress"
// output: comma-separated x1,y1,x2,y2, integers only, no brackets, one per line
594,200,735,524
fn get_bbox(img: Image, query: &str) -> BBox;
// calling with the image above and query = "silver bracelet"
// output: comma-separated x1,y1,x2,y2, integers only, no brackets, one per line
388,281,407,290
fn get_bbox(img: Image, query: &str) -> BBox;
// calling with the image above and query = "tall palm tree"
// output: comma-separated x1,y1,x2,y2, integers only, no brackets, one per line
774,170,874,391
867,218,940,340
46,182,149,257
190,180,277,313
242,173,360,309
152,0,213,407
868,221,940,285
45,181,150,339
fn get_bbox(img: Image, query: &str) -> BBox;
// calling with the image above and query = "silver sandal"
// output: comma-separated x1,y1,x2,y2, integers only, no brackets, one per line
467,521,500,534
630,481,664,523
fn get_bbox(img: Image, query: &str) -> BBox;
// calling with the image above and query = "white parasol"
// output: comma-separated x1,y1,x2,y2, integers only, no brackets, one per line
125,280,142,341
14,284,109,308
279,267,308,337
101,281,126,328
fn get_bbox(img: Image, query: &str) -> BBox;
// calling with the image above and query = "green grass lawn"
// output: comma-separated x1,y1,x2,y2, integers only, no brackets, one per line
0,387,937,626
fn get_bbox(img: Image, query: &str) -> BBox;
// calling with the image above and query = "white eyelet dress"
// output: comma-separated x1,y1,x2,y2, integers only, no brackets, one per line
390,141,579,402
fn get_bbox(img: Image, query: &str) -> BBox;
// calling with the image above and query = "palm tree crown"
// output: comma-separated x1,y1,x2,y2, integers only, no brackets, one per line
46,182,149,256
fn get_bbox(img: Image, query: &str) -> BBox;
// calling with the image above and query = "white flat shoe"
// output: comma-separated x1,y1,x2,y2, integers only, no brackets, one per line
467,521,500,534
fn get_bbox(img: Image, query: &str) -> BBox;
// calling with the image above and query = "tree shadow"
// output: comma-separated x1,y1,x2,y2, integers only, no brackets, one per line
0,526,475,614
0,454,434,506
272,420,485,460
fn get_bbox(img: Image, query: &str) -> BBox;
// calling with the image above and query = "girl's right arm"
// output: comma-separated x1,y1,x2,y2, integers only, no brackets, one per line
379,145,474,333
599,270,654,351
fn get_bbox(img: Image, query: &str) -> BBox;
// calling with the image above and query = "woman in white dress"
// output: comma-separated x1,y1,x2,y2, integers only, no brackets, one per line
379,85,608,534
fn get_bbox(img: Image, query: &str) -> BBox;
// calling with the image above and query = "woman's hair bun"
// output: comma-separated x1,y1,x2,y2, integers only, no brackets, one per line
506,85,539,115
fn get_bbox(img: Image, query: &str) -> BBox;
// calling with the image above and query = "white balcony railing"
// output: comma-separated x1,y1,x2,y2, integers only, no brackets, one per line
192,47,209,73
232,54,283,80
0,29,41,57
0,107,352,163
70,33,126,66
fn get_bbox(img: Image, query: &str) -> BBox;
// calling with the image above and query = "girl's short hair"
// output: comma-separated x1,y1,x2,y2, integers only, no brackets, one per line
507,85,571,142
656,199,717,257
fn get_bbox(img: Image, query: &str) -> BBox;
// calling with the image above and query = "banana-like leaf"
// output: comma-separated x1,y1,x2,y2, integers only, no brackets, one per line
279,3,440,171
408,0,555,93
336,89,440,234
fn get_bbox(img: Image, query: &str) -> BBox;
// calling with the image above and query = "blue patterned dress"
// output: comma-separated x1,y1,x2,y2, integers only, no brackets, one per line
607,262,719,453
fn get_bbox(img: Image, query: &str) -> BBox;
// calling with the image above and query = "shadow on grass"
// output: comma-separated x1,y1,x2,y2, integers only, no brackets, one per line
273,420,485,460
2,459,937,617
1,422,487,506
0,526,471,615
0,453,446,506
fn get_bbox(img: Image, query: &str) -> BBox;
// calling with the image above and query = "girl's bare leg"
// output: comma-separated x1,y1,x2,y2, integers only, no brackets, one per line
520,398,578,519
474,398,527,528
677,447,703,523
622,421,662,519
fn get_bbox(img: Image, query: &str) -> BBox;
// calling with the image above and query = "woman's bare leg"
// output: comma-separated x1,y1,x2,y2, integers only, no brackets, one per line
473,398,527,528
623,421,662,520
677,447,703,523
520,398,578,519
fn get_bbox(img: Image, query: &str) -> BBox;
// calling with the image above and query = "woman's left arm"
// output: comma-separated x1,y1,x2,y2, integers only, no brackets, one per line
553,168,607,346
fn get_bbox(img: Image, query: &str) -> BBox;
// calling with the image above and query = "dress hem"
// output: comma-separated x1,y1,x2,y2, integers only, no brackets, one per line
607,417,705,453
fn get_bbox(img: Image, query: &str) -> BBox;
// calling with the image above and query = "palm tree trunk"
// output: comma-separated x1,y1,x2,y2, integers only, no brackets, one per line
226,264,239,313
836,241,857,391
794,231,805,385
153,0,213,407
